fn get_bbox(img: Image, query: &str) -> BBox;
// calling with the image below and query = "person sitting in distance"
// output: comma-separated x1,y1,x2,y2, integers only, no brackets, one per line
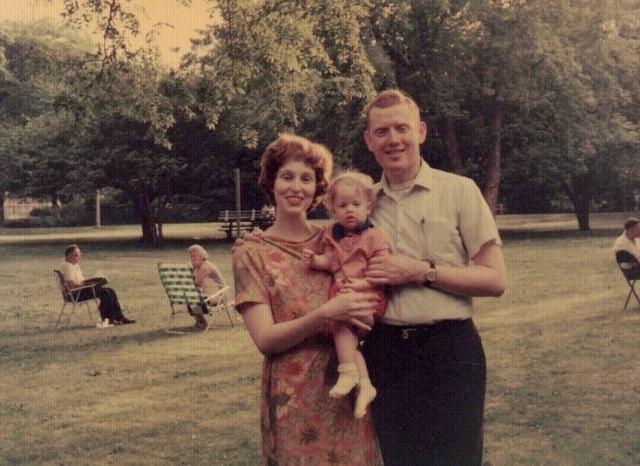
187,244,226,329
61,244,135,326
613,217,640,277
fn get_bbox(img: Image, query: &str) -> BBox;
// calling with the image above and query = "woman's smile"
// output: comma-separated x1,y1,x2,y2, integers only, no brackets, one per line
273,160,317,214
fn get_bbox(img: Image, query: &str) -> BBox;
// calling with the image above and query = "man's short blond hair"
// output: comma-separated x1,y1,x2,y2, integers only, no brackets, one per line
365,89,422,128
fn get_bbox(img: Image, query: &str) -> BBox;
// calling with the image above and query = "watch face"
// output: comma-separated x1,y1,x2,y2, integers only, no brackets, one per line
426,269,437,282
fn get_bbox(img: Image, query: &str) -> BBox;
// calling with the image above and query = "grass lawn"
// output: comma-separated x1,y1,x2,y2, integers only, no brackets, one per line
1,214,639,465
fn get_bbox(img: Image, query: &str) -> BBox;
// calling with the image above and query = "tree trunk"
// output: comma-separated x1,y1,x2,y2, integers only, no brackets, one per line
565,179,592,231
575,204,591,231
50,193,61,219
483,66,505,215
155,196,171,243
444,117,463,175
133,195,160,245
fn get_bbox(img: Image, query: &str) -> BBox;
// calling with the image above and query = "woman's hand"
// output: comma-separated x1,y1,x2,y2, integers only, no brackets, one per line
301,248,315,266
321,290,379,331
231,228,264,251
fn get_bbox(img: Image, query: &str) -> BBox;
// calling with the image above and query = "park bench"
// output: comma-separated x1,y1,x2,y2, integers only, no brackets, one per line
217,209,272,239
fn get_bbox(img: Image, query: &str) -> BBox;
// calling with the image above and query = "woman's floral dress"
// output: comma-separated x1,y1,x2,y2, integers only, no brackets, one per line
233,228,382,466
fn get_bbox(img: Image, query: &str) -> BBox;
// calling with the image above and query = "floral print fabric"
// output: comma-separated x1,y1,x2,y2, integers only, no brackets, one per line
233,228,381,466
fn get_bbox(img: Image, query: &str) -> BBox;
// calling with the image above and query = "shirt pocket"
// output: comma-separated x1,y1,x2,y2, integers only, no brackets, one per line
421,217,466,265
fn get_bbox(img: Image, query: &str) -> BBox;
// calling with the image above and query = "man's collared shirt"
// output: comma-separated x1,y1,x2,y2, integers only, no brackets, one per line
613,233,640,262
370,160,502,325
60,261,85,285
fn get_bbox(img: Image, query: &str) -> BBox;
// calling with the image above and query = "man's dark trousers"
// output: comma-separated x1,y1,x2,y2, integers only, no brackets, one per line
362,318,486,466
73,286,124,322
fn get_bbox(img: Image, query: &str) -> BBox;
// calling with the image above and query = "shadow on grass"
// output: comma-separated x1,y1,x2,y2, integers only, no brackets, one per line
2,228,620,247
0,237,235,249
501,228,619,241
0,322,238,354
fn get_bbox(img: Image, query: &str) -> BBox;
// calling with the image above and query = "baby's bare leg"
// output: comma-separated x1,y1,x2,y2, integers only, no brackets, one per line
333,322,360,362
353,314,377,418
354,350,377,418
329,323,360,398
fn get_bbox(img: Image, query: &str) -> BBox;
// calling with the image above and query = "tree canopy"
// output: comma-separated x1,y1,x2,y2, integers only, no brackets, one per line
1,0,638,240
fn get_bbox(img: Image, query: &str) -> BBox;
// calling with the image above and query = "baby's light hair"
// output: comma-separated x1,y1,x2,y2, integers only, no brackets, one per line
324,170,376,213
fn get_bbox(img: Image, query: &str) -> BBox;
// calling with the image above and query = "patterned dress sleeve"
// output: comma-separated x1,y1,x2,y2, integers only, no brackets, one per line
232,244,270,311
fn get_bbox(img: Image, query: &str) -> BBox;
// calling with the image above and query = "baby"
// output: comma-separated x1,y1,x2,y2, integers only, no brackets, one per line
303,170,388,418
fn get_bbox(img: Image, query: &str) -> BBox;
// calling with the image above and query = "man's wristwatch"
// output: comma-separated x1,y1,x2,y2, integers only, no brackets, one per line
424,261,437,288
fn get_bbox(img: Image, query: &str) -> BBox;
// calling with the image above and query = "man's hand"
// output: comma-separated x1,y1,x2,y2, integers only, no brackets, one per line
364,254,426,286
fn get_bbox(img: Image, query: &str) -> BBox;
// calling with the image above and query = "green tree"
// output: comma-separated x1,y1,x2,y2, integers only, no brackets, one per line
186,0,376,178
21,0,211,244
0,20,94,219
366,0,538,214
367,0,640,226
514,0,640,228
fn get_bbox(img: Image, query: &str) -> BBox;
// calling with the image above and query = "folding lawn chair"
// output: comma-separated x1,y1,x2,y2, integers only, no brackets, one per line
157,262,235,333
615,251,640,310
53,269,100,329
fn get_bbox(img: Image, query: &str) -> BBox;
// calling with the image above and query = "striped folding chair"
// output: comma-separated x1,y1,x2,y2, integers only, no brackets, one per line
157,262,235,333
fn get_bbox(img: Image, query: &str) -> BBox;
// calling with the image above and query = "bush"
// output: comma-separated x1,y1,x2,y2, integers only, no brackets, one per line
2,200,94,228
29,207,56,217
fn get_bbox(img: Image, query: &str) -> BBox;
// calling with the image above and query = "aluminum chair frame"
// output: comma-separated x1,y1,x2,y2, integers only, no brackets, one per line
53,269,100,329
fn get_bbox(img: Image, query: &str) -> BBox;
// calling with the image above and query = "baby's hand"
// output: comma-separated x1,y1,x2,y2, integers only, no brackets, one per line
336,276,353,291
338,277,371,292
301,248,315,266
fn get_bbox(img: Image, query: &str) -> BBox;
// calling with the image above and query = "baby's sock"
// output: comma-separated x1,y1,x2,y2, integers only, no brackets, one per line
354,378,377,419
329,363,358,398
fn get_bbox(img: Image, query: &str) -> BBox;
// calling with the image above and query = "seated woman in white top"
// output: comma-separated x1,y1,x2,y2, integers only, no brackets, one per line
187,244,225,329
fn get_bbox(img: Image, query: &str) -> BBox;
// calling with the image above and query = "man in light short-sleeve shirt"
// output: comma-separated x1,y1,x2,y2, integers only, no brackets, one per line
613,217,640,263
613,217,640,282
61,244,135,325
362,90,507,466
371,160,501,326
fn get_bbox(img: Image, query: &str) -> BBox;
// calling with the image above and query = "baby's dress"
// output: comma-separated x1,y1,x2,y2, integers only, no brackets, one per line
323,223,389,319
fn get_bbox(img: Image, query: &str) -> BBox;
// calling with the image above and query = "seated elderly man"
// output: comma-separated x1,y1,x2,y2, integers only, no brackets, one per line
61,244,135,326
613,217,640,277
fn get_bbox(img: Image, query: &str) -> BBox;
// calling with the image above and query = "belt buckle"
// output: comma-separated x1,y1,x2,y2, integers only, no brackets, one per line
400,328,413,340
